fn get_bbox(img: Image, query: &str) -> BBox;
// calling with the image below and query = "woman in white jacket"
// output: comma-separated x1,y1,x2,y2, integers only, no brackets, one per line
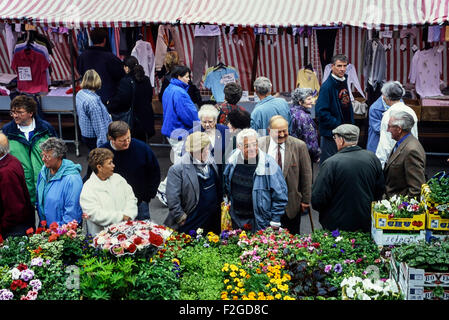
80,148,137,236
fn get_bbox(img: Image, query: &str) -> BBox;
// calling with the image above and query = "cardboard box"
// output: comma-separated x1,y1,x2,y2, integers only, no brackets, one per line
371,219,426,246
398,280,449,300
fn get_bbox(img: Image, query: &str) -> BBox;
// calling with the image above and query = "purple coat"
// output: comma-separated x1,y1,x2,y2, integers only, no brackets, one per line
290,105,321,163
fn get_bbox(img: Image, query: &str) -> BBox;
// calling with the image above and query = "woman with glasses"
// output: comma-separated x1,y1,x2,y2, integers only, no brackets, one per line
1,95,57,204
35,137,83,226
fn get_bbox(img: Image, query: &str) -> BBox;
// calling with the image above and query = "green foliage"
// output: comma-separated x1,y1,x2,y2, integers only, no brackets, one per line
178,245,240,300
0,236,30,267
392,240,449,272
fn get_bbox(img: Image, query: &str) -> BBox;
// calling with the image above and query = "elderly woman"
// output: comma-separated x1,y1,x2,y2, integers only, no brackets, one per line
290,87,321,163
36,138,83,226
76,69,112,150
216,82,246,125
80,148,137,236
165,132,221,234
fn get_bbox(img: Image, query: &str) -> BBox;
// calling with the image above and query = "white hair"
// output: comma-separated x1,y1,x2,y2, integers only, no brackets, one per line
254,77,272,95
198,104,219,121
236,128,259,146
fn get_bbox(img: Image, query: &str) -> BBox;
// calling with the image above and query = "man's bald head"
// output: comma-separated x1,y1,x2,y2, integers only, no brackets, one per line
268,115,289,144
0,133,9,157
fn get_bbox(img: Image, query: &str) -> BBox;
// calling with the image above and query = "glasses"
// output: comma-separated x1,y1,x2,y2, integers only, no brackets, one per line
10,110,27,116
40,152,54,160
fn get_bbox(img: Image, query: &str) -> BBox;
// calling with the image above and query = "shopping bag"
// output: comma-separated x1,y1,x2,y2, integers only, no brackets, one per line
221,196,232,232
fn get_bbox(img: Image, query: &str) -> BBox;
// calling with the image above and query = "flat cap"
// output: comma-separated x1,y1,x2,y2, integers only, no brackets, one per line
332,124,360,141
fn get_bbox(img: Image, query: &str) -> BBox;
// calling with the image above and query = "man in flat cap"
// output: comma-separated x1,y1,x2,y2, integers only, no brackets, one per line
312,124,385,232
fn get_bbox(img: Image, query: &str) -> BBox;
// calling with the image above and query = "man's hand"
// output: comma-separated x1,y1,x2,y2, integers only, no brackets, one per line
301,203,310,212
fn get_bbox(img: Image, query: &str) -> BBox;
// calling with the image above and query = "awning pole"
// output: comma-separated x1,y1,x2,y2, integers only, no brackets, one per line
69,28,80,157
250,34,260,92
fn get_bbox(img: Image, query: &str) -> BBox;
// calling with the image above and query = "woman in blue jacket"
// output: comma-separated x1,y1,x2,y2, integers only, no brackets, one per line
36,138,83,226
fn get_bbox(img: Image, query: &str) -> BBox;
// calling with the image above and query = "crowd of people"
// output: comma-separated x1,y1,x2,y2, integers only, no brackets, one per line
0,46,438,241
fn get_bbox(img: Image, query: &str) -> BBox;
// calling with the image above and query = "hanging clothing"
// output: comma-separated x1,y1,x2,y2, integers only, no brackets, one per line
131,39,155,87
11,48,50,93
409,47,443,98
154,25,185,72
363,38,387,92
296,68,320,96
192,25,221,87
203,66,239,103
322,63,365,101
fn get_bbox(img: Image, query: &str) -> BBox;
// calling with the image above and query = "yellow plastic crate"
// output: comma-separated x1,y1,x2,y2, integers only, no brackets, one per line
371,203,426,231
421,184,449,231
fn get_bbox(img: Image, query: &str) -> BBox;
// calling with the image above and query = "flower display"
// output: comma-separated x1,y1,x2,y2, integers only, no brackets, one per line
93,220,172,257
0,263,43,300
341,276,402,300
373,195,424,218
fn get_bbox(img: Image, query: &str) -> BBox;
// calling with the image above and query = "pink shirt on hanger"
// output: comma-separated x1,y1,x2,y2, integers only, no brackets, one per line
11,49,50,93
409,47,443,98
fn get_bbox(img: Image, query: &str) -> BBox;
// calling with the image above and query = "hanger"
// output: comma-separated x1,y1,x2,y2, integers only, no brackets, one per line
304,63,313,71
214,61,227,70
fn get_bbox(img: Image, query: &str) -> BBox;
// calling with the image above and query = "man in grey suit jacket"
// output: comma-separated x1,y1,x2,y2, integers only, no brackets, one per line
384,110,426,198
258,115,312,234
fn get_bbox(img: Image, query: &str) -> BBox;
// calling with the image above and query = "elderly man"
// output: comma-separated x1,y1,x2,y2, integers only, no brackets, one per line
315,54,354,164
224,128,288,232
2,95,57,204
258,115,312,234
250,76,291,136
100,121,161,220
375,81,419,168
384,111,426,198
0,133,35,239
312,124,385,232
367,81,404,153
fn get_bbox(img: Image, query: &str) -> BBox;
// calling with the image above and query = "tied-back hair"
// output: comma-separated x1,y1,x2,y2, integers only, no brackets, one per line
124,56,145,83
381,81,405,101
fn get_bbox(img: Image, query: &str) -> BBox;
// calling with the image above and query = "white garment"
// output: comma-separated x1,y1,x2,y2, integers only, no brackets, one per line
131,40,155,87
194,25,221,37
18,118,36,141
80,172,137,236
322,63,366,101
4,24,18,62
375,102,419,169
267,137,285,171
409,47,443,98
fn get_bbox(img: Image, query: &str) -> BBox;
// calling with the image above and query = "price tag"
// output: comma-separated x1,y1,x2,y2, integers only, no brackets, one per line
267,28,278,35
220,73,236,85
380,31,393,38
18,67,32,81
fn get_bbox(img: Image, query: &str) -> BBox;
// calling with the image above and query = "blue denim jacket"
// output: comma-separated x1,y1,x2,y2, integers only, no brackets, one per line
224,149,288,231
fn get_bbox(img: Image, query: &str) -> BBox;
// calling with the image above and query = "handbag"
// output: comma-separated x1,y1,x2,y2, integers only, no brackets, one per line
111,79,136,128
221,195,232,232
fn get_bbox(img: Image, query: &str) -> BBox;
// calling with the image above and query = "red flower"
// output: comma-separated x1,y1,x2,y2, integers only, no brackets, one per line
17,263,28,271
35,227,44,234
49,222,59,230
127,243,137,253
243,224,252,231
126,220,133,226
0,234,3,244
33,246,43,255
48,233,59,242
11,280,27,291
40,220,47,227
26,228,34,235
133,237,143,245
149,232,163,247
312,242,321,248
356,258,363,264
117,234,127,242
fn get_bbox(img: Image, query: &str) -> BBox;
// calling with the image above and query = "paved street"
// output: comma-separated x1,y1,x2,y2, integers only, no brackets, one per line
66,137,449,236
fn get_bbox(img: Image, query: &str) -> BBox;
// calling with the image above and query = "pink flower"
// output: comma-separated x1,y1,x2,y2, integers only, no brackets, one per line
26,290,38,300
66,230,77,239
324,265,332,273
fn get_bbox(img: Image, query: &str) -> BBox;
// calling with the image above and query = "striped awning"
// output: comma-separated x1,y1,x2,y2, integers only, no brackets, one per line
181,0,446,29
0,0,189,27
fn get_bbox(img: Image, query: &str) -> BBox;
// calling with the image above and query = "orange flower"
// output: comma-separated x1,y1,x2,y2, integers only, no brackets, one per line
48,233,59,242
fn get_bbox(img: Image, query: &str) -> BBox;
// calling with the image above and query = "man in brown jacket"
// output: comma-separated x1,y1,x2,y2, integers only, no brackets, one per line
384,110,426,198
258,115,312,234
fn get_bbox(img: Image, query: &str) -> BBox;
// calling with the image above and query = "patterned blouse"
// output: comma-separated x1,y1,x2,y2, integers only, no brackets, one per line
290,105,321,163
215,102,246,125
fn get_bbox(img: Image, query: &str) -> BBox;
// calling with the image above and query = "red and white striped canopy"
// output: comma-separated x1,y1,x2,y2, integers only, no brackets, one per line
0,0,189,27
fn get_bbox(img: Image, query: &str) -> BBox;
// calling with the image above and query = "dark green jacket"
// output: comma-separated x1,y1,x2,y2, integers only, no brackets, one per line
311,146,385,232
2,117,57,204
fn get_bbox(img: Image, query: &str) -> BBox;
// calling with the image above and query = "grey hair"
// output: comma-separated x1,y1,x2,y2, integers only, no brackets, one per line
381,81,405,101
291,87,314,105
390,110,415,132
39,137,68,159
198,104,219,121
331,54,348,64
236,128,259,146
254,77,272,95
0,133,9,156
